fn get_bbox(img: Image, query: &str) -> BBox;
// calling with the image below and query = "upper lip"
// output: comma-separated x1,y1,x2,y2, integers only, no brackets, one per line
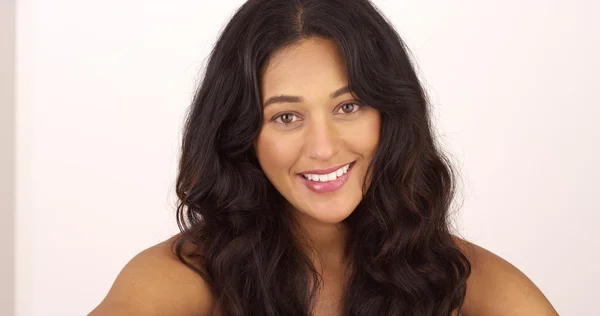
297,161,354,175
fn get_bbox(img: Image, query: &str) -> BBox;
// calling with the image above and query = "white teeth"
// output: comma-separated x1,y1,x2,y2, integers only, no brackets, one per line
302,163,351,182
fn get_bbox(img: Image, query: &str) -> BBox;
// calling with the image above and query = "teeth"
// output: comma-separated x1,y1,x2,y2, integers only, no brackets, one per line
302,163,351,182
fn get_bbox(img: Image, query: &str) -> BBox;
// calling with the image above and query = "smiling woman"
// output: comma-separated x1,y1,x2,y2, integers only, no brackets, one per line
89,0,558,315
256,38,381,226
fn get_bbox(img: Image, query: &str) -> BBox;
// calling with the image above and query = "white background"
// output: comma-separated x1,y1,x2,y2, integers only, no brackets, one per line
9,0,599,315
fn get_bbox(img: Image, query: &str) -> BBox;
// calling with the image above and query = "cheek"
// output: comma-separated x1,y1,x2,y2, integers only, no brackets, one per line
350,112,380,187
255,130,299,178
366,120,381,153
351,111,381,156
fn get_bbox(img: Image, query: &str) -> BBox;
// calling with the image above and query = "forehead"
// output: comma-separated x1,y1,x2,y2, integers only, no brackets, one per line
260,38,349,101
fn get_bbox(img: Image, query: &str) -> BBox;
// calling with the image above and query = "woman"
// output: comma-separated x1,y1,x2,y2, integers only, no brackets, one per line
90,0,558,315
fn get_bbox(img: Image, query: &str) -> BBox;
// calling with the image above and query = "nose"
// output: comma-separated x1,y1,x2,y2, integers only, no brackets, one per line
305,118,341,162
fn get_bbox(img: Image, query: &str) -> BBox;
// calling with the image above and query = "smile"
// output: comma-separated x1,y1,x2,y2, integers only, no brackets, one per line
298,161,355,193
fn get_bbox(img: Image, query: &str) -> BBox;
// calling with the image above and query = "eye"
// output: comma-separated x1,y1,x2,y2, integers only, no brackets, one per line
338,102,361,114
273,113,299,125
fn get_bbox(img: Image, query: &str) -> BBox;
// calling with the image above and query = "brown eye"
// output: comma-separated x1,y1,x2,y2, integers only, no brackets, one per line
280,113,293,123
339,103,360,114
274,113,297,125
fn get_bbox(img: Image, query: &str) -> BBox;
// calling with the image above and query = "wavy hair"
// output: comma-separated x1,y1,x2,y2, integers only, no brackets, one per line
173,0,471,315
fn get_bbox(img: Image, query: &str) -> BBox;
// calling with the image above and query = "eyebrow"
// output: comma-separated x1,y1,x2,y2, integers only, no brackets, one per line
262,86,351,107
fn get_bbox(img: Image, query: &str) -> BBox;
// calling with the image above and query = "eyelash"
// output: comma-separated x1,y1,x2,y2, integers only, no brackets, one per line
272,102,363,125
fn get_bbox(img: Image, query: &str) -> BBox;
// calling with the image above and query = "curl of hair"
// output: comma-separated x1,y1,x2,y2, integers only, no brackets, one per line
174,0,471,315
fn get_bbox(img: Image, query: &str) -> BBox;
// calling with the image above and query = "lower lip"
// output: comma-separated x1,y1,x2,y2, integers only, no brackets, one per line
298,162,355,194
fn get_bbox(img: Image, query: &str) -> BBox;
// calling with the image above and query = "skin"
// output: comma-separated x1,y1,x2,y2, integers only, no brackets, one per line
89,38,559,316
254,37,380,263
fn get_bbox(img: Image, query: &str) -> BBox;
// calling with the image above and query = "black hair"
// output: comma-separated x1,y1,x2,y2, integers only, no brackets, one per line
174,0,471,315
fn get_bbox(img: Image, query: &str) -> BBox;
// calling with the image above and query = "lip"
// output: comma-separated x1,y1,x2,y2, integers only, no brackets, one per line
297,161,355,194
297,161,355,175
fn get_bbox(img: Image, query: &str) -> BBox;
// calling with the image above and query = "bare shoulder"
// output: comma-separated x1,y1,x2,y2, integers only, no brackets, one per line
452,236,559,316
89,234,216,316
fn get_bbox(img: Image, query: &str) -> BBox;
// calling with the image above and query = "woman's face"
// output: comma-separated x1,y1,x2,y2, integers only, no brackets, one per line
255,37,380,225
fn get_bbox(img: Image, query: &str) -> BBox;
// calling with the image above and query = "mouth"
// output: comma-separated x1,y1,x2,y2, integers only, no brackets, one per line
297,161,356,193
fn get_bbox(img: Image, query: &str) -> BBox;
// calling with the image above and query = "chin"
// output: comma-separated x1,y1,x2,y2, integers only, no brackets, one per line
285,180,364,225
303,202,358,224
312,212,351,225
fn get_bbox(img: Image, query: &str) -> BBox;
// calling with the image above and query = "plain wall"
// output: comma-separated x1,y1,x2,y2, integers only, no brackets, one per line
13,0,600,315
1,0,15,315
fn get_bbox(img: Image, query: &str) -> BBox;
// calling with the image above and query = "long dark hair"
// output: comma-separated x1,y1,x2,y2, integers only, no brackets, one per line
173,0,471,315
